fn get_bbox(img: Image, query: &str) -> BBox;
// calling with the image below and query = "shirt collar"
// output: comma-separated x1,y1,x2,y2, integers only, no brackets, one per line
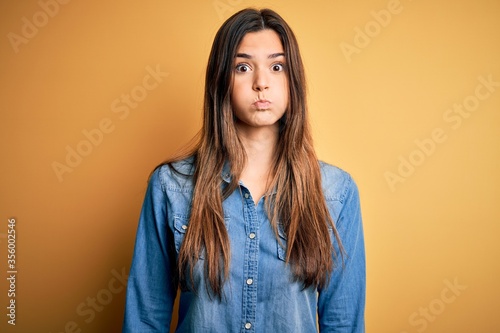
221,161,277,196
221,160,232,184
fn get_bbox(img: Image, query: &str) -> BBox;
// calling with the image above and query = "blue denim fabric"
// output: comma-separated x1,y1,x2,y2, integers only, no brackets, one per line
123,158,365,333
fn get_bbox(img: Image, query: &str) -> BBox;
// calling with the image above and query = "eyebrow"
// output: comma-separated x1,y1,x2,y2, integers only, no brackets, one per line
235,52,285,59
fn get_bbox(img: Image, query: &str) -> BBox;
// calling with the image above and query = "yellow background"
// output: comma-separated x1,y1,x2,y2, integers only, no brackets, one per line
1,0,499,332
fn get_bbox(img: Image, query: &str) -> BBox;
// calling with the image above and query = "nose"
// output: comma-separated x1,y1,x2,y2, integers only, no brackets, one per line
252,69,269,91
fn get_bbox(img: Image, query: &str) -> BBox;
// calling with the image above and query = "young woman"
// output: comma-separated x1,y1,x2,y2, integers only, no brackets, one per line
123,8,365,333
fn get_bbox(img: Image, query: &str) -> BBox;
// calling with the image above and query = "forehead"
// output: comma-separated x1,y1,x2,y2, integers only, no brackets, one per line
236,29,284,54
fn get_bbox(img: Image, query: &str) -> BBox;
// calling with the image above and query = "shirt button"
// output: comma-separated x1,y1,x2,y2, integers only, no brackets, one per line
244,193,250,199
249,232,256,239
181,224,187,230
246,278,253,285
245,322,252,329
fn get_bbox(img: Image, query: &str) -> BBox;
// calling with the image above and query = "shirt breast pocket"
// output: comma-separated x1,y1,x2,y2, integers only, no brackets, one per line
173,214,190,254
173,214,231,260
276,223,335,262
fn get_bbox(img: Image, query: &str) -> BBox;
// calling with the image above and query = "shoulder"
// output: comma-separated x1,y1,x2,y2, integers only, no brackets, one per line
319,161,358,204
151,156,195,193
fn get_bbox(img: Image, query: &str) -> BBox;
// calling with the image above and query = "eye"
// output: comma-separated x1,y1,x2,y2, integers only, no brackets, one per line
235,63,251,73
271,63,285,72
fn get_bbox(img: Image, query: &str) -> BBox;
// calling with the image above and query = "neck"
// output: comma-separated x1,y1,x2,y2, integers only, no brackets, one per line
236,123,278,166
235,123,279,203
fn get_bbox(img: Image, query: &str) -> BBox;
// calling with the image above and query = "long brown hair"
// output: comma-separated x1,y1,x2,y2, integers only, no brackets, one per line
160,8,344,298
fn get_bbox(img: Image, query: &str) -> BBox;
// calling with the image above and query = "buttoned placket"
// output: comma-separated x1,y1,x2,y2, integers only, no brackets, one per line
240,185,258,332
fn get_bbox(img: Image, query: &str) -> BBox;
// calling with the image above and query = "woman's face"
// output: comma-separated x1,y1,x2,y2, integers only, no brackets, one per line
230,29,289,133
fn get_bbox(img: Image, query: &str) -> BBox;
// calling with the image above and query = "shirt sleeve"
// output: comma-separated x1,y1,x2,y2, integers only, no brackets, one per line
318,175,366,333
122,167,177,333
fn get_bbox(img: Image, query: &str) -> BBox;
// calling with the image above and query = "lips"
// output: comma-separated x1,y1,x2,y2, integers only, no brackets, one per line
253,100,271,109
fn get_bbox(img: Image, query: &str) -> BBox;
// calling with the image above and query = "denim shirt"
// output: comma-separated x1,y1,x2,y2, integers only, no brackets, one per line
122,159,366,333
